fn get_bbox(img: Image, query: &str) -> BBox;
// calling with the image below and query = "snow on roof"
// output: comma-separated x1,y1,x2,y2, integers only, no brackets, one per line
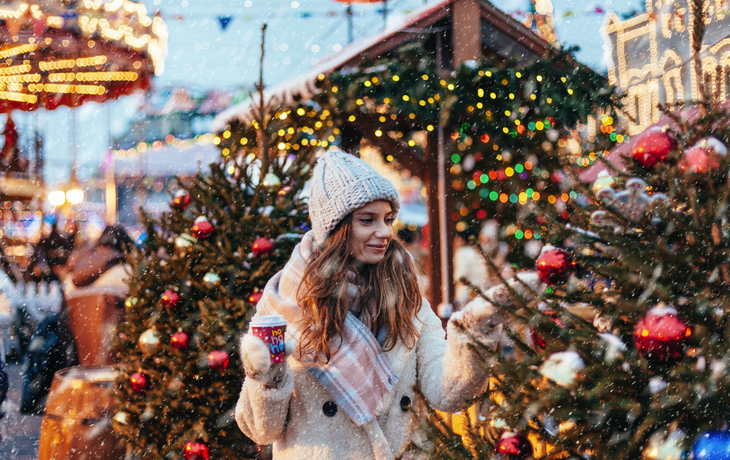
212,0,456,132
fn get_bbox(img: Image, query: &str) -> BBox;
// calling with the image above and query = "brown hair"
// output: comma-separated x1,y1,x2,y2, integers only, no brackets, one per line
297,214,422,363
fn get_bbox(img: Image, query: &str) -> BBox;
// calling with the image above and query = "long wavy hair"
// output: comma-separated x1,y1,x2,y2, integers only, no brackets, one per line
297,213,422,363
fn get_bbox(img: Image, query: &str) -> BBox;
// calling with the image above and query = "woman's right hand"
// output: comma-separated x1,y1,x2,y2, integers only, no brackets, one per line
239,334,288,389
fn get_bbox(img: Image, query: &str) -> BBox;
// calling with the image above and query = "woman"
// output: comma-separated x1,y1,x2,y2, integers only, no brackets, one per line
236,149,504,459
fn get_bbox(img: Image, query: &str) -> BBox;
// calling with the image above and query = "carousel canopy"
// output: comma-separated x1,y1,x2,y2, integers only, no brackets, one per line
0,0,167,113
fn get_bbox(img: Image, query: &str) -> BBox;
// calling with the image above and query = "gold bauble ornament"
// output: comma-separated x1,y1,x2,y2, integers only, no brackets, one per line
138,328,162,354
174,233,197,251
262,172,282,191
592,170,616,195
113,411,128,425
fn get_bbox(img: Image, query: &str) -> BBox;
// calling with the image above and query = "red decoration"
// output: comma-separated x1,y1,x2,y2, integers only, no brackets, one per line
634,305,691,363
679,138,726,176
172,190,191,211
248,292,263,304
130,372,149,393
535,246,575,285
252,237,274,257
631,128,675,168
192,218,214,239
184,440,210,460
530,312,566,350
171,331,189,351
208,350,230,371
497,431,532,459
161,290,180,308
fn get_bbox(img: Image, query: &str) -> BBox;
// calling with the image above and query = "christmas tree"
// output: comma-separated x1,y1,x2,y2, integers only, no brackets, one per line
113,25,317,459
414,1,730,458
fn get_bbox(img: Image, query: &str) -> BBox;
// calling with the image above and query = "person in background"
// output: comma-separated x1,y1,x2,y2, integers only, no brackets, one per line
64,224,133,295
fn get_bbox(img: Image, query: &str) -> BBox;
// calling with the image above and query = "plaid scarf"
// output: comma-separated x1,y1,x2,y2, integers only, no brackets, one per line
256,232,398,427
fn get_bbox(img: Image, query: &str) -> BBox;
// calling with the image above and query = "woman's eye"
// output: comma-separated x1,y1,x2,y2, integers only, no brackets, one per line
385,218,395,224
360,219,373,224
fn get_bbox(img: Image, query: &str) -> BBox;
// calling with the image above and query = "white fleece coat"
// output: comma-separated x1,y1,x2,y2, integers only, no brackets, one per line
235,300,495,460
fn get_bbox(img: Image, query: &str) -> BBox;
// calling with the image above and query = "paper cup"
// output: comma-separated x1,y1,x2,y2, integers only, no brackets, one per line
250,314,287,363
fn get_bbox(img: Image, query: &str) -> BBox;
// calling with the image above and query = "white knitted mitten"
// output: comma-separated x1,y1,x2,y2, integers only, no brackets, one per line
450,297,505,349
239,334,290,388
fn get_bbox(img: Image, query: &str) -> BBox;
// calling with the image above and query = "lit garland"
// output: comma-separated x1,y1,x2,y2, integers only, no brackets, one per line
113,133,218,159
218,45,621,263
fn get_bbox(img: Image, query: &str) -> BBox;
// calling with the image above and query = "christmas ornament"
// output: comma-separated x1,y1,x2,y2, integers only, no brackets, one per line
171,331,189,351
113,411,128,425
248,291,263,304
689,430,730,460
535,246,575,285
191,217,214,239
184,440,210,460
208,350,230,371
175,233,197,250
278,185,293,196
252,237,274,257
530,311,566,350
644,428,686,460
599,333,627,364
591,178,669,226
138,328,161,355
130,372,149,393
634,304,691,363
592,170,616,195
631,127,675,168
172,189,191,211
161,290,180,308
497,430,532,459
203,272,221,289
262,172,282,190
679,137,727,176
538,351,585,387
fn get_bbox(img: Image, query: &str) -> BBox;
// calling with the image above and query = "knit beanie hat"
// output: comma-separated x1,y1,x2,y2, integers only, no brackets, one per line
308,149,401,245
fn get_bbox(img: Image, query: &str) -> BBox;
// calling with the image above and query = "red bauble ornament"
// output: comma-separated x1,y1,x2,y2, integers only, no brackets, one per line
171,331,189,350
192,217,214,239
634,304,691,363
248,291,263,304
208,350,230,371
497,431,532,459
184,440,210,460
161,290,180,308
535,246,575,285
172,190,191,211
679,137,727,176
631,127,675,169
252,237,274,257
130,372,149,393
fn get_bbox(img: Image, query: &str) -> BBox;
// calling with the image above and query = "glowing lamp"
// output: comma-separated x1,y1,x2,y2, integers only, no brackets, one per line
48,190,66,206
66,188,84,205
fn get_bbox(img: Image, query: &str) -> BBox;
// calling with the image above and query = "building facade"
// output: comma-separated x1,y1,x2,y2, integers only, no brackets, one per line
604,0,730,134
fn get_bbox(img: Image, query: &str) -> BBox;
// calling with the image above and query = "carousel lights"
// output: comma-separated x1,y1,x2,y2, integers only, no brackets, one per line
0,44,36,59
0,91,37,103
0,64,31,76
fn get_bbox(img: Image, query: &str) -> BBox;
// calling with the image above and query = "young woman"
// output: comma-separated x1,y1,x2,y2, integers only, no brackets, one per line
236,149,504,459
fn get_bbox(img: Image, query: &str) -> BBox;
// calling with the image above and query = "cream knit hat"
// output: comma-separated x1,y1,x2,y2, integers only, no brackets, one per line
309,149,401,245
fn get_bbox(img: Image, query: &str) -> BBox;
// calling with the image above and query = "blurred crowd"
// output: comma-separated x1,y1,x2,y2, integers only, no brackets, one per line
0,223,133,431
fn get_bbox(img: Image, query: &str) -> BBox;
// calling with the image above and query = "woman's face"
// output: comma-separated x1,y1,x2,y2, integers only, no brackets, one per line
349,200,395,265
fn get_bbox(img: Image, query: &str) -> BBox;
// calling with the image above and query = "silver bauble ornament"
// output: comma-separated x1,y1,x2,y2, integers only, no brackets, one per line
175,233,197,250
262,173,282,190
203,272,221,289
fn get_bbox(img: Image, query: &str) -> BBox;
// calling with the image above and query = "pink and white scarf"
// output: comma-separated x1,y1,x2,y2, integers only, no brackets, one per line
256,232,397,426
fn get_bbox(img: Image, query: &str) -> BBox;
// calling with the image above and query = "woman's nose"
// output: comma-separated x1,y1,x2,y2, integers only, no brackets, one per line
374,221,392,239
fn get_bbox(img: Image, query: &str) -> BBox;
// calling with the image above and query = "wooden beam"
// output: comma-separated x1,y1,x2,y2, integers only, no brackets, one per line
452,0,483,66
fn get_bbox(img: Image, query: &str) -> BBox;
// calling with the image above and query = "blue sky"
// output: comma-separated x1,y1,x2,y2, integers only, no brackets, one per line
12,0,646,187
